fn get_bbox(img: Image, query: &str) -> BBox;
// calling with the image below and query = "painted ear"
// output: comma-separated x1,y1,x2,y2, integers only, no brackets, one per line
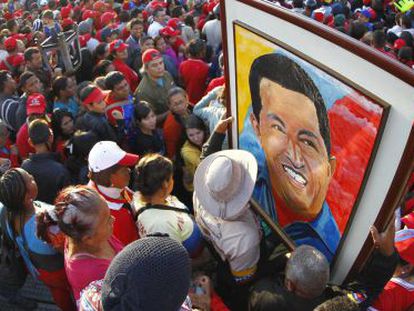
250,112,261,138
329,156,337,177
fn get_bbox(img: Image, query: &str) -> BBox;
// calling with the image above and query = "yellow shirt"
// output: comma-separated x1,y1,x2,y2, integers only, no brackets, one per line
180,140,201,192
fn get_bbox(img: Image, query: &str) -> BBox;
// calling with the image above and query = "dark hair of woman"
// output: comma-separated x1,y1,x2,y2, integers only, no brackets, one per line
134,101,153,122
135,154,173,197
184,114,207,148
0,168,27,235
51,109,73,139
94,60,113,78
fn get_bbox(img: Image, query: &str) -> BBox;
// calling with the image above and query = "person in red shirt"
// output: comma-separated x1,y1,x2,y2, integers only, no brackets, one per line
109,39,140,92
206,52,225,93
179,39,210,105
16,93,49,160
103,71,134,131
87,141,139,246
371,229,414,311
163,86,191,159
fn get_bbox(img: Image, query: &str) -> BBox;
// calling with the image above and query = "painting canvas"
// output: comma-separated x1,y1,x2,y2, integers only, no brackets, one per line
234,22,387,262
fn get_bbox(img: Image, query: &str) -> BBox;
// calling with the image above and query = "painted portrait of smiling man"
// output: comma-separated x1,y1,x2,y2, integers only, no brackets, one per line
249,53,340,262
234,24,386,263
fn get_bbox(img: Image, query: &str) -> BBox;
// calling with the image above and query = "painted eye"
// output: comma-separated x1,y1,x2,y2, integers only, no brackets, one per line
303,139,316,149
271,124,284,132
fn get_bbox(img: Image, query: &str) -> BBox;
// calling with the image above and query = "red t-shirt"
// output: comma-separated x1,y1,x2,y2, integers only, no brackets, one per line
179,58,209,105
65,236,124,301
0,138,19,167
371,277,414,311
206,76,225,94
16,123,35,160
163,112,184,159
112,59,140,92
89,181,139,246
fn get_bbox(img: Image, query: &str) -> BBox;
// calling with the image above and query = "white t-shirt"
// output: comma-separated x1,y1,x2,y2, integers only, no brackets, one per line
133,194,196,243
202,19,222,52
147,21,164,38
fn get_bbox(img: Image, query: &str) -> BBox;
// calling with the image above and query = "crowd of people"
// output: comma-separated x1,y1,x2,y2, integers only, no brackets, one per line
0,0,412,309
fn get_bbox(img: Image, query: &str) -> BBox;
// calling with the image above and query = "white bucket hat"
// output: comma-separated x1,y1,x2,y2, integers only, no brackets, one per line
193,149,258,220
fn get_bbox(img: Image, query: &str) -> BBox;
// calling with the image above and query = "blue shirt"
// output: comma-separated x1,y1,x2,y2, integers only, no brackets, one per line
253,165,340,262
53,96,80,117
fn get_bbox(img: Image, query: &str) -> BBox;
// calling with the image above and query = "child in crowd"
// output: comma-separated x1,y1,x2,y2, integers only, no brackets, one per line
128,101,165,156
88,141,139,246
42,10,62,38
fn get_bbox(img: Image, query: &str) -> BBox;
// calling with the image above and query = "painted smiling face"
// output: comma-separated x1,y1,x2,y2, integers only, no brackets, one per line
251,78,335,219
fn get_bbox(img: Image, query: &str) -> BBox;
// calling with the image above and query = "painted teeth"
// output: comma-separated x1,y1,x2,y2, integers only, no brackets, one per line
284,166,307,185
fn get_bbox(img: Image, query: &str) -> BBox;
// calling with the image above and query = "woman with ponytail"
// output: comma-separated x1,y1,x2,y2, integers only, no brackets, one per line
133,154,204,258
37,185,123,303
0,168,75,311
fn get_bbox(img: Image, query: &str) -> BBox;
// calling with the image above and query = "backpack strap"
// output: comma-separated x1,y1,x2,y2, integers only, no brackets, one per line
136,203,191,218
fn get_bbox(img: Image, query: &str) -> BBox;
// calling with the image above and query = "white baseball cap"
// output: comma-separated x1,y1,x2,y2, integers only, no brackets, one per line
88,141,139,173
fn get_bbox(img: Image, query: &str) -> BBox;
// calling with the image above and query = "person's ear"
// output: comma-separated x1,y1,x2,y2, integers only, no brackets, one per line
285,278,295,292
28,138,34,148
328,156,336,178
250,112,261,138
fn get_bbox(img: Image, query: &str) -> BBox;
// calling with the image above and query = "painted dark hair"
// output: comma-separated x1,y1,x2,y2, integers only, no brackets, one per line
249,53,331,156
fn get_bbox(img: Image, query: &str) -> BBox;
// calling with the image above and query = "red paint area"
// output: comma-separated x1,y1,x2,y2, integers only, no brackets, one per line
326,93,383,233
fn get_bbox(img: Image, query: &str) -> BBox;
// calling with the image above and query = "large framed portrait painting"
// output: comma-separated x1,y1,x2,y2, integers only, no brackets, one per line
221,0,414,282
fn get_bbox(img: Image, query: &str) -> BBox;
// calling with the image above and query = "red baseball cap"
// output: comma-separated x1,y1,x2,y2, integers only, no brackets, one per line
61,6,71,19
395,229,414,265
82,87,105,106
4,37,17,52
167,18,182,30
160,26,180,37
93,1,106,11
149,0,168,10
142,48,162,64
8,54,25,67
82,10,96,21
402,213,414,229
101,12,116,26
3,12,12,20
61,18,74,29
394,38,406,50
109,39,128,54
26,93,47,115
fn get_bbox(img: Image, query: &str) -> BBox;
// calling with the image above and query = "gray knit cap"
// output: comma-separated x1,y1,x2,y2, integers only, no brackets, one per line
101,236,191,311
